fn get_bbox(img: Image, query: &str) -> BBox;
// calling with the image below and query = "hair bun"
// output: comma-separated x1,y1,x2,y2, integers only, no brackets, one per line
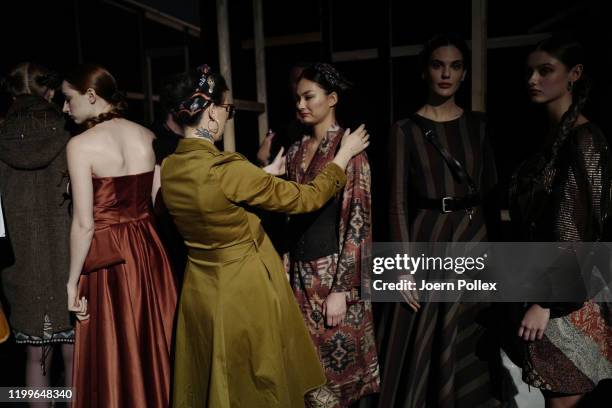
312,63,353,93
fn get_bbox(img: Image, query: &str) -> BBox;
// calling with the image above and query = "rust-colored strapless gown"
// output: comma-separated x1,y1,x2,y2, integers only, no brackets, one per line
73,171,177,408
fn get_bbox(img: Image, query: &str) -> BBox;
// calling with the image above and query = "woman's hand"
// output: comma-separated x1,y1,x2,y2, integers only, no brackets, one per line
518,304,550,341
257,129,275,166
333,125,370,170
340,124,370,157
263,147,286,176
324,292,348,327
398,274,420,313
67,282,89,321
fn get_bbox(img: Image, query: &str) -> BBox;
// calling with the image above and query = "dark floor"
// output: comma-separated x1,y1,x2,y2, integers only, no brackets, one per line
1,336,610,407
0,338,69,407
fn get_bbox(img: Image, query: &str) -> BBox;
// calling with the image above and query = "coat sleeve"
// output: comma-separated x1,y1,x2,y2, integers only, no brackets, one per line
213,152,347,214
333,152,371,293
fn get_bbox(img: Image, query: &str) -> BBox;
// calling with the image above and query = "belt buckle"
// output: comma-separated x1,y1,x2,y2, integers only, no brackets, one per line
441,196,453,213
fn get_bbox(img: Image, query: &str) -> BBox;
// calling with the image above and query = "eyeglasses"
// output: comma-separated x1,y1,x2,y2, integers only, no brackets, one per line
218,103,236,120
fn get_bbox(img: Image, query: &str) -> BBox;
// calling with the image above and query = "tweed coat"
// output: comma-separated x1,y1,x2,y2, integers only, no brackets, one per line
0,95,72,337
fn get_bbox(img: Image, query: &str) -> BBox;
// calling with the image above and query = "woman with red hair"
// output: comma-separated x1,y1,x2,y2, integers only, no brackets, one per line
62,64,177,408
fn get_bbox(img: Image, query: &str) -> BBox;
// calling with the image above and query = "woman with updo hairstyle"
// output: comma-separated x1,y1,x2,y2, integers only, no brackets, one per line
160,64,370,407
0,62,73,398
509,35,612,407
379,33,500,408
62,63,177,407
284,62,379,407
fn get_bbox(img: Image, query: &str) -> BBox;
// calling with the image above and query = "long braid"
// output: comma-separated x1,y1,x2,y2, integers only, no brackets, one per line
541,78,591,191
82,91,128,130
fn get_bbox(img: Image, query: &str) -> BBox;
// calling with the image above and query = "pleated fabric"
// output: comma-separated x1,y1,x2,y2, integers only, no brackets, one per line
379,112,500,408
73,172,177,408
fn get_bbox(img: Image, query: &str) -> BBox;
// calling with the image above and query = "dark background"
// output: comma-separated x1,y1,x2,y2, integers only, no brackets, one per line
1,0,611,397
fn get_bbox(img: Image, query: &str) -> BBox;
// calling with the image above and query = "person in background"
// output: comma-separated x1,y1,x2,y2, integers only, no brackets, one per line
256,61,311,255
0,62,73,405
256,61,311,167
150,71,200,282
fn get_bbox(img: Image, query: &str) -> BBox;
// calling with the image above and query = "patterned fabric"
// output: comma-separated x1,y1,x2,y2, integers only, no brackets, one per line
379,112,501,408
287,126,380,407
510,122,612,393
13,313,74,345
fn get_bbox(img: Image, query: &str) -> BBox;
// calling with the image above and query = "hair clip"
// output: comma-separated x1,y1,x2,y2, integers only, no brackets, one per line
196,64,216,95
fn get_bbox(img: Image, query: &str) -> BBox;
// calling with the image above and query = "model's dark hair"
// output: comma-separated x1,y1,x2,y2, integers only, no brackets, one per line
419,32,471,74
2,62,61,98
533,35,590,190
172,65,229,128
159,71,201,119
64,64,127,129
298,63,353,96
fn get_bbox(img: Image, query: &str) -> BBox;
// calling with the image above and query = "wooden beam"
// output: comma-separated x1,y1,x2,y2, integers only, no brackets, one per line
146,46,188,58
320,0,333,62
471,0,487,112
234,99,266,113
332,48,378,62
242,32,322,49
528,4,585,33
125,92,160,102
381,0,393,126
183,29,190,71
335,33,549,62
144,56,154,122
217,0,235,152
103,0,200,37
253,0,269,143
144,11,199,37
125,93,263,115
390,44,423,58
73,0,83,63
487,33,550,49
137,11,154,124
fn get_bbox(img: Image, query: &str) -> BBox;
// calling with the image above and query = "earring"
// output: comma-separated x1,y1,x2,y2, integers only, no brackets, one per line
208,118,219,134
567,81,574,92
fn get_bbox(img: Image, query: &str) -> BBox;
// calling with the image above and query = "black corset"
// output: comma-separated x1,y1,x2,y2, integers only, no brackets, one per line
289,198,339,261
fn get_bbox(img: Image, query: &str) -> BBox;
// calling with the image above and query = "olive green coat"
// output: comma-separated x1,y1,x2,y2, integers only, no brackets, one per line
161,138,346,408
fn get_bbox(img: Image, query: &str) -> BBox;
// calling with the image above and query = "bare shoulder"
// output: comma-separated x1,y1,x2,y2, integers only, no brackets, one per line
66,126,104,154
100,118,155,144
117,118,154,139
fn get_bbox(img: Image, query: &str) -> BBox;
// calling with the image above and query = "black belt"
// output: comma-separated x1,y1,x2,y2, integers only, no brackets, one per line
415,195,481,213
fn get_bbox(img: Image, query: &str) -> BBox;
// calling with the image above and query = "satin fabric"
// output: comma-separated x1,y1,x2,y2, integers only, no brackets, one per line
161,138,346,408
73,172,177,408
0,303,9,343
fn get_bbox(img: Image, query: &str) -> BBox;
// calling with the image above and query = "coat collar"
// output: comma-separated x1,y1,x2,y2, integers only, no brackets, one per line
175,137,220,153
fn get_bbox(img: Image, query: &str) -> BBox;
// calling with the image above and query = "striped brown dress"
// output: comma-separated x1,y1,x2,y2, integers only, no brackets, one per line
378,112,500,408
